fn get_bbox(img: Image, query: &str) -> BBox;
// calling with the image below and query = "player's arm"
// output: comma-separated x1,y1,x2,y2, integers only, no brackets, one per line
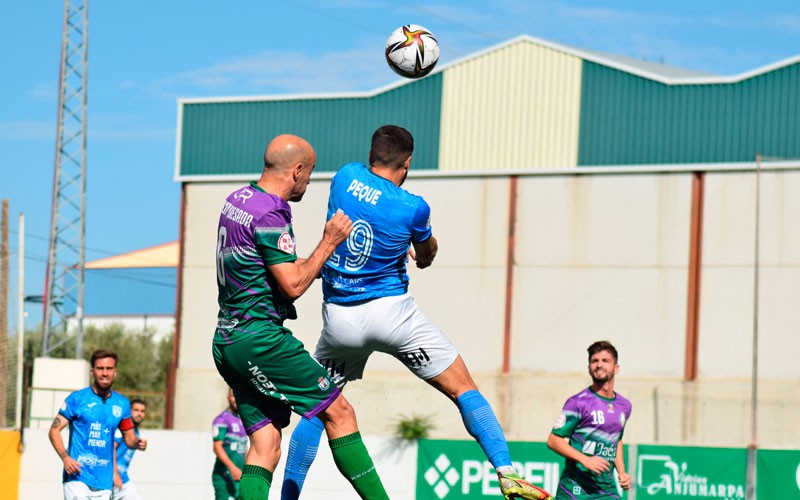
120,421,147,451
212,439,242,481
546,432,610,474
411,235,438,269
615,440,631,490
113,440,123,489
269,210,352,300
48,414,82,475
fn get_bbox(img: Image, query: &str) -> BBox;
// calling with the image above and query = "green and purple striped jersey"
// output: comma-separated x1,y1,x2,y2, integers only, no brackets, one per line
214,182,298,345
551,387,632,499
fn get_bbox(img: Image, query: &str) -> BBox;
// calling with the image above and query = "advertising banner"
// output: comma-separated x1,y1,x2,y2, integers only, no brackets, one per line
635,445,746,499
416,439,565,499
756,449,800,499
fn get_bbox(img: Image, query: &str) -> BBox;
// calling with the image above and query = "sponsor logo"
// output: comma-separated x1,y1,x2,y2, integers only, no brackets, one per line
397,347,432,370
553,413,566,429
112,405,122,418
247,362,288,402
278,232,295,253
796,462,800,490
233,188,253,204
607,403,615,413
423,453,558,499
87,402,97,408
638,454,745,498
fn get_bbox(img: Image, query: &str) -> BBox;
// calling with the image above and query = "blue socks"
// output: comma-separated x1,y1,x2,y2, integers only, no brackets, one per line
281,416,325,499
456,390,512,469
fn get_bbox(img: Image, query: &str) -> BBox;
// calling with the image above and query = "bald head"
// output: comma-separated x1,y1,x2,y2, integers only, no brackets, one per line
263,134,315,172
259,134,317,202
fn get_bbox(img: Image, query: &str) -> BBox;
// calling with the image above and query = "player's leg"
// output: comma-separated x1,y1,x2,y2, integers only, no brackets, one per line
390,295,552,499
239,423,282,499
318,393,389,500
280,416,324,499
282,301,372,499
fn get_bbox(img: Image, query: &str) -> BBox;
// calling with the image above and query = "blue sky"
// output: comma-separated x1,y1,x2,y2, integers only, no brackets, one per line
2,0,798,328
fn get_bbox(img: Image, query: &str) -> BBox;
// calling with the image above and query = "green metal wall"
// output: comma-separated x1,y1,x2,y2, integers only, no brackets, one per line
179,73,443,176
577,61,800,165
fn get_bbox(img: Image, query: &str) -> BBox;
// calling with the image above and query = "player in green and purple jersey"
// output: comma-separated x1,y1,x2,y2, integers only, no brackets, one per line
211,133,389,500
547,341,632,499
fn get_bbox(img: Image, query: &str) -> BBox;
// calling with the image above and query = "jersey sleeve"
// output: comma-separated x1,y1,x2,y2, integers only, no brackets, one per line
58,392,79,421
410,198,433,243
212,417,228,442
253,209,298,266
114,428,123,446
551,397,582,438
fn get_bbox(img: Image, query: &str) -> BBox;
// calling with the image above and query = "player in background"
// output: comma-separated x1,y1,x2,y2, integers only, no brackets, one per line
212,389,248,500
547,341,632,499
112,398,147,500
48,349,147,500
212,133,389,499
281,125,552,500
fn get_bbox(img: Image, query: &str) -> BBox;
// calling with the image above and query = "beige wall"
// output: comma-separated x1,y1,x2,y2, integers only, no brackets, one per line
176,167,800,447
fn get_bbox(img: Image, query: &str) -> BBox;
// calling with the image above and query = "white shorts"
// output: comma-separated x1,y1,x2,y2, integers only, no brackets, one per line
314,293,459,386
64,481,111,500
112,481,142,500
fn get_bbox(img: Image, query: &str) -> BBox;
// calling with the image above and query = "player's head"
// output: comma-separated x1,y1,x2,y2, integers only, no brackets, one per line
227,388,238,414
369,125,413,184
130,399,147,426
262,134,316,202
89,348,118,392
587,340,619,384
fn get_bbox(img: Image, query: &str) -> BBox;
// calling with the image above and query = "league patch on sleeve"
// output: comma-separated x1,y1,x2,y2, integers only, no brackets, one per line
554,412,567,429
278,232,295,254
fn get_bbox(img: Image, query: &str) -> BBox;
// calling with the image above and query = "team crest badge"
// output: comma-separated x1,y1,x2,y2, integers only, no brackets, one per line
554,413,567,429
619,413,626,426
112,405,122,418
317,377,330,391
278,232,295,254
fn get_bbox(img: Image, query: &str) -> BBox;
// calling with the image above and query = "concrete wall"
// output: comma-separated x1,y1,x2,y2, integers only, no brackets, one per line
175,166,800,448
18,428,416,500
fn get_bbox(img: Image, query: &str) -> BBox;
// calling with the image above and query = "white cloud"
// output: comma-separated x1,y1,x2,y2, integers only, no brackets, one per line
148,45,396,98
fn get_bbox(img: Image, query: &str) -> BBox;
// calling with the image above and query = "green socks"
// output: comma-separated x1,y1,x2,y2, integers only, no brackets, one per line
239,464,273,500
329,432,389,500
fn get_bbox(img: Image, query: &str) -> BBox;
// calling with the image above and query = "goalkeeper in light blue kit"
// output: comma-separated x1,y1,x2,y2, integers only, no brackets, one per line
547,341,632,499
281,124,552,500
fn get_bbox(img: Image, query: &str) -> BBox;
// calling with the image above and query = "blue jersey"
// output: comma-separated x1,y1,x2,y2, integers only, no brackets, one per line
59,387,132,490
113,426,140,484
322,162,432,303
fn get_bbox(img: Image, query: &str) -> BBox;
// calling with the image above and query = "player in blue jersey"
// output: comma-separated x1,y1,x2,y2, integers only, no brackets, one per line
547,341,632,499
48,349,147,500
112,398,147,500
281,125,552,500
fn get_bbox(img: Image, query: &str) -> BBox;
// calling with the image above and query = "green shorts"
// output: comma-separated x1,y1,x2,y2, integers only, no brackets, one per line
211,469,238,500
212,326,340,434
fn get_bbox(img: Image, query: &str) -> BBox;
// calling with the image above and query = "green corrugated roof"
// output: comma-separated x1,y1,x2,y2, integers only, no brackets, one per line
178,74,442,178
578,60,800,165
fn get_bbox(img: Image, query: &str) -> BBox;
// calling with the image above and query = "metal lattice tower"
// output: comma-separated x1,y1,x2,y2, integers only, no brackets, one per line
43,0,88,357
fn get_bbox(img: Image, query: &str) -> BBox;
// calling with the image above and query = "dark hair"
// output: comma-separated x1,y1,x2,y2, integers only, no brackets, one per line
90,349,118,368
130,398,147,408
588,340,618,363
369,125,414,168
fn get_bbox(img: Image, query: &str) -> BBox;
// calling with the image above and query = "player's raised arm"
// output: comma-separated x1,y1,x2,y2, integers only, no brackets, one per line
49,414,82,475
270,210,353,300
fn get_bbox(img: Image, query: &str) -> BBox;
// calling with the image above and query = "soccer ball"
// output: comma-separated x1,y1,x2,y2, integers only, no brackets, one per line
385,24,440,79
